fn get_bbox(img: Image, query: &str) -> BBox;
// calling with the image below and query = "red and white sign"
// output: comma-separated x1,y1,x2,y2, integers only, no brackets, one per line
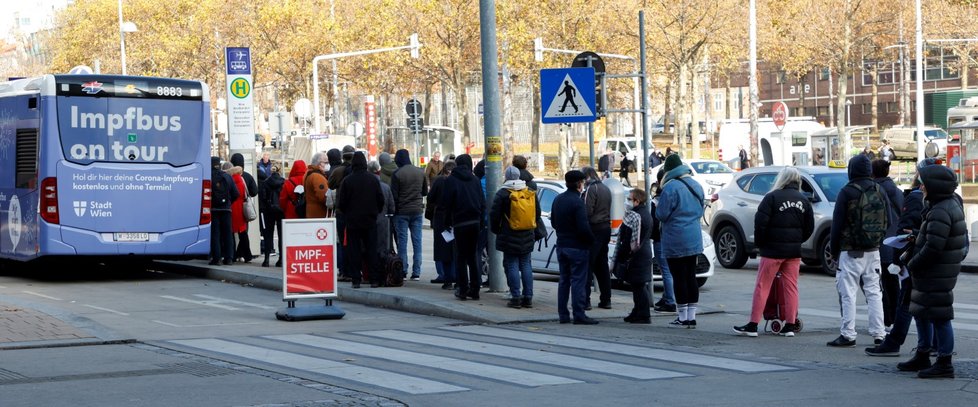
365,95,377,159
281,219,338,299
772,101,788,131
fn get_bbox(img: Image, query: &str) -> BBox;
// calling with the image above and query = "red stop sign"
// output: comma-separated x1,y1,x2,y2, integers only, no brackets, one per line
772,102,788,130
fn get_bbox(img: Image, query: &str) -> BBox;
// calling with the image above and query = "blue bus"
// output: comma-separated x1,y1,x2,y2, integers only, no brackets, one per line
0,74,212,262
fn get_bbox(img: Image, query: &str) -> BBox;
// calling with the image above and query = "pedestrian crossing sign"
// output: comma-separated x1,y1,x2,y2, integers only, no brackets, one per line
540,67,596,124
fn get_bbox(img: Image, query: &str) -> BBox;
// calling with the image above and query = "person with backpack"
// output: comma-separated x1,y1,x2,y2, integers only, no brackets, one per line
230,153,258,263
656,154,705,328
615,188,654,324
209,157,239,266
391,149,429,281
872,159,905,329
581,167,613,310
438,154,486,301
337,152,386,289
733,167,814,337
490,166,542,309
304,152,330,219
279,160,307,220
259,164,284,268
827,154,888,347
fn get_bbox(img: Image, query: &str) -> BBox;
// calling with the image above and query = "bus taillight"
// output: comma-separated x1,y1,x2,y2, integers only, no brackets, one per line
40,177,59,224
200,180,212,225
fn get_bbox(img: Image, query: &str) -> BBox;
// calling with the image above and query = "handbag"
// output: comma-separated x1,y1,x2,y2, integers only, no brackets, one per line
243,196,258,222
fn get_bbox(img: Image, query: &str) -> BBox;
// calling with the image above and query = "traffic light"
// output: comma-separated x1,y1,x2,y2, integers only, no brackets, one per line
410,33,420,59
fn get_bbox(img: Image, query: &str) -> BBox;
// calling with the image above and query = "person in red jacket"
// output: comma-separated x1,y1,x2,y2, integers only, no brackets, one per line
279,160,308,220
225,164,248,241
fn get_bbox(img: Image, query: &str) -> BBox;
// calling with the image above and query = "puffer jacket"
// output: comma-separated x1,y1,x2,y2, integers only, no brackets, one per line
489,180,541,255
656,164,705,258
908,165,967,321
754,183,814,259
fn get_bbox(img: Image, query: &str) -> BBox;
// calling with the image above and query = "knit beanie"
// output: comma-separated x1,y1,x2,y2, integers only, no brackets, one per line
663,153,683,172
504,166,521,181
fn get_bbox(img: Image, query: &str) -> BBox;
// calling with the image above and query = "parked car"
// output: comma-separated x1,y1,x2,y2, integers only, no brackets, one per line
650,159,736,199
530,179,716,287
881,125,949,160
595,137,654,173
708,166,849,276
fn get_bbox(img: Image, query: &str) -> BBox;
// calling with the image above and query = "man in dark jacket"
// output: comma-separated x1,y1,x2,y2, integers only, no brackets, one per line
230,153,258,262
438,154,486,300
209,157,239,265
582,167,612,310
827,154,888,347
256,152,273,254
872,159,905,328
325,148,342,178
337,152,386,288
329,145,354,280
391,149,429,280
905,164,967,379
552,170,597,325
378,152,398,185
490,166,541,308
259,165,284,267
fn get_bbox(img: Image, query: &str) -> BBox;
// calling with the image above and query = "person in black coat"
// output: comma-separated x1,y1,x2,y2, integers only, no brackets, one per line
734,167,814,337
425,161,457,289
490,166,543,308
438,154,486,300
259,165,285,267
337,152,386,288
905,164,967,379
872,159,905,327
230,153,258,263
615,188,655,324
209,156,239,265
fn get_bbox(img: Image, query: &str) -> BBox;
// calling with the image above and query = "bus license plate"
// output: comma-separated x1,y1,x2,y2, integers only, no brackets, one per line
114,232,150,242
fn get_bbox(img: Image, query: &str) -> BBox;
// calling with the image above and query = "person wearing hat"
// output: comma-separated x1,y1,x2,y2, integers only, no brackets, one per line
209,157,239,265
656,153,705,328
489,166,542,308
551,170,598,324
902,164,966,378
866,158,937,359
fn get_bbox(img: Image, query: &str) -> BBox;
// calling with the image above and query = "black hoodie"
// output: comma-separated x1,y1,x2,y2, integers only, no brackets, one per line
338,152,385,229
231,153,258,197
438,154,485,228
830,154,885,257
325,148,342,178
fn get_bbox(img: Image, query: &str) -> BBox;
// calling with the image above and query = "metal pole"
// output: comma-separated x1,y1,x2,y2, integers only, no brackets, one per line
118,0,127,75
915,0,926,162
588,56,595,168
748,0,760,167
640,11,651,196
479,0,504,292
333,60,340,134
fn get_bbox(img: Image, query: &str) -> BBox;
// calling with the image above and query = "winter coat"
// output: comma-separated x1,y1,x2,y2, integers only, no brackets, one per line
279,160,307,219
437,156,485,229
830,154,884,258
303,166,329,218
583,179,612,228
391,150,428,216
754,183,815,259
552,189,594,250
519,168,538,191
257,159,272,185
908,165,967,321
230,171,248,233
327,159,350,191
337,154,385,230
427,175,454,262
875,176,905,264
376,175,396,255
231,153,258,199
425,159,444,187
893,188,925,267
325,149,342,178
379,152,398,185
259,172,285,220
615,203,654,283
656,164,705,258
210,166,239,212
489,180,542,255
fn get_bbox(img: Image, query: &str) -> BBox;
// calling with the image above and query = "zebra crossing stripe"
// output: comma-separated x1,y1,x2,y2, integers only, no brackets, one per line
800,308,978,331
443,326,794,373
357,330,691,380
169,338,468,394
268,334,581,387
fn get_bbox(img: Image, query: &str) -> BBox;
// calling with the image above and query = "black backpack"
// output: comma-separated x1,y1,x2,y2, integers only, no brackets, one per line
211,169,232,207
289,179,306,218
262,180,284,218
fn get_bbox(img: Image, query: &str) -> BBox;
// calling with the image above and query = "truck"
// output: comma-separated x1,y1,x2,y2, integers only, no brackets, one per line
717,117,825,168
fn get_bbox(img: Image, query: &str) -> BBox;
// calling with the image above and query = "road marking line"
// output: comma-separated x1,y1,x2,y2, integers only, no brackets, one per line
443,326,794,373
269,334,581,387
151,320,263,328
357,330,689,380
800,308,978,331
170,338,468,394
192,294,275,310
21,291,63,301
159,295,239,310
82,304,130,316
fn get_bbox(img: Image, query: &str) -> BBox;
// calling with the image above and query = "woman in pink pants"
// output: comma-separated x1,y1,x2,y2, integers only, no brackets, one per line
734,167,815,337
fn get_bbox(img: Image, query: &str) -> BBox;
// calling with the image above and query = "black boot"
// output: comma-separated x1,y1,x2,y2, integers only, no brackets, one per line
261,255,270,267
897,349,932,372
917,355,954,379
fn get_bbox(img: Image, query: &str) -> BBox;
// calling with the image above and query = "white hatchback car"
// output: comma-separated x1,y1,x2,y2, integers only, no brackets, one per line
530,179,717,287
650,159,736,199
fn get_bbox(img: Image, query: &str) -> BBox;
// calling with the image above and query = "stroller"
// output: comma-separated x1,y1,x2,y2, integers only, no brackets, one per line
762,271,803,334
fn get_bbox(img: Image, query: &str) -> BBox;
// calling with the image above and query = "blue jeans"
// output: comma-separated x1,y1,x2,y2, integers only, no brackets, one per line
557,247,590,321
920,318,954,356
504,252,533,299
654,241,675,305
883,278,935,351
395,214,424,277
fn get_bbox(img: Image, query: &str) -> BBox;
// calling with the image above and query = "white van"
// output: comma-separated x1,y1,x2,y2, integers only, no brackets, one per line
880,126,949,160
717,117,824,168
595,137,654,172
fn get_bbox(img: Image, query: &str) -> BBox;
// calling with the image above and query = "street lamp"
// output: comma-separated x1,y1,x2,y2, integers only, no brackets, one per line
846,99,852,128
118,0,138,75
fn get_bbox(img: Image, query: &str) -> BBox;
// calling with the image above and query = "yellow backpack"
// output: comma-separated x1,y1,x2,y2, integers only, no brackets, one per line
506,189,537,231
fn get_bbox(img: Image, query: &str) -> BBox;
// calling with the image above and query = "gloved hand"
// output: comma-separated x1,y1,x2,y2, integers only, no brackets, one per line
888,263,902,275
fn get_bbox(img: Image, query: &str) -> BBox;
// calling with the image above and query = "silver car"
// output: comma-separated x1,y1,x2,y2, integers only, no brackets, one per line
530,180,716,287
708,166,849,276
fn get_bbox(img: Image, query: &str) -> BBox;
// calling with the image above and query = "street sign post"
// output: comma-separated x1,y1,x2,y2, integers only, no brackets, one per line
773,101,788,131
540,67,597,124
407,98,424,164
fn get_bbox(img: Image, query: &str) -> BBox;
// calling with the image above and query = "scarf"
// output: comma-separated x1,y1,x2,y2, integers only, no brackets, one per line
622,209,642,251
